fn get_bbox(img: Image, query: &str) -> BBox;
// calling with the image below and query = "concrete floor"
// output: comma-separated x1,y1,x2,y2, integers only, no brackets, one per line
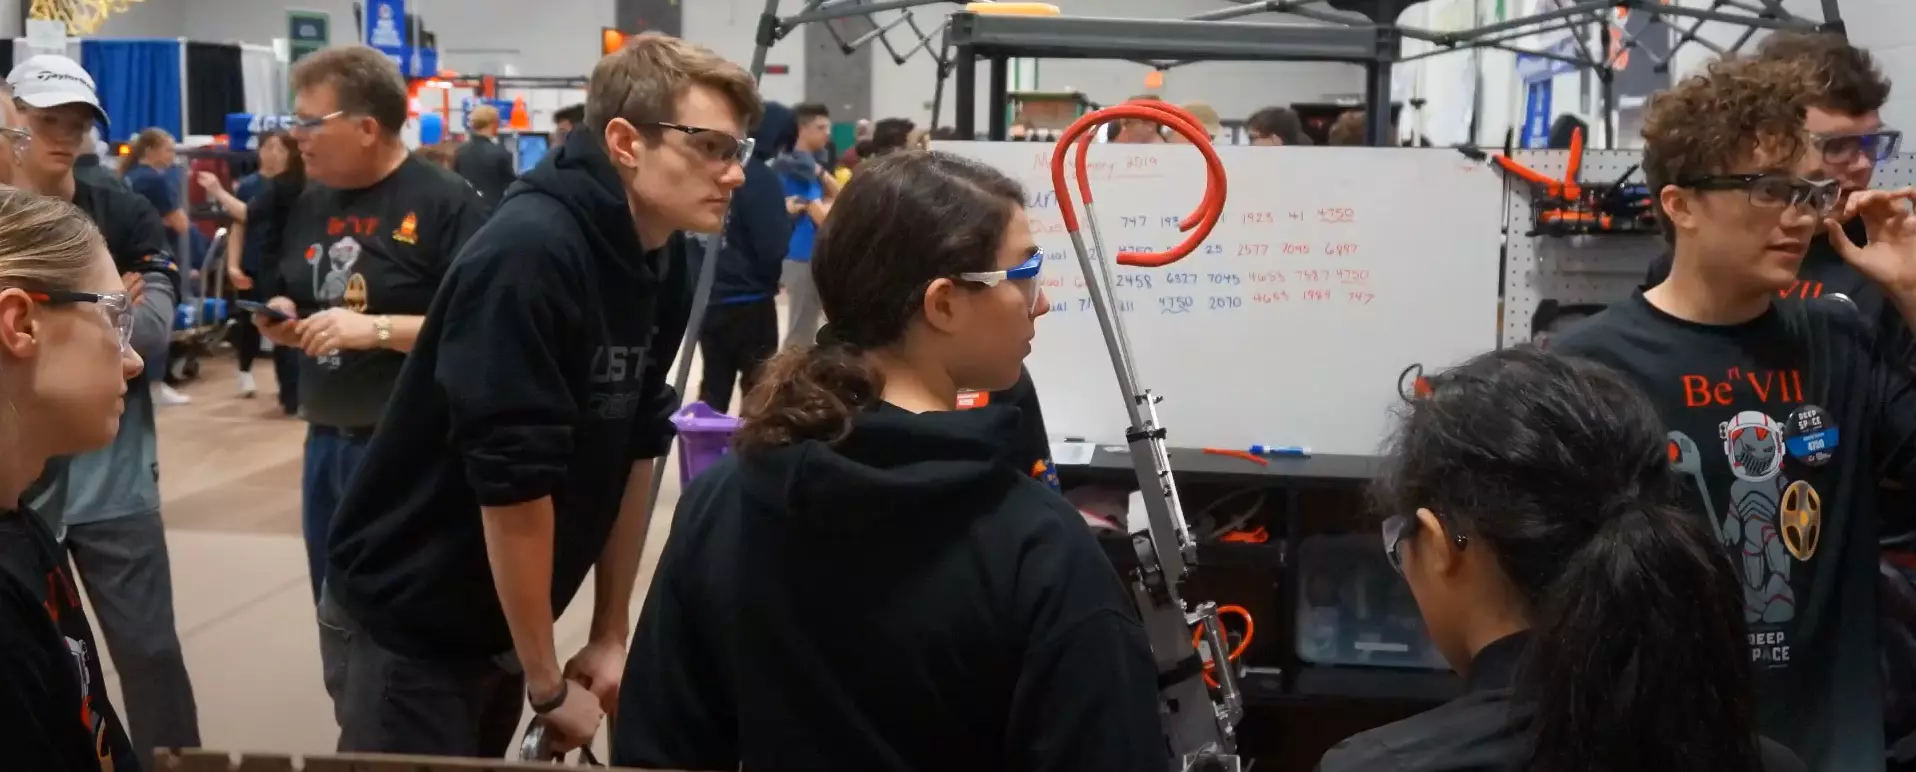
103,345,705,757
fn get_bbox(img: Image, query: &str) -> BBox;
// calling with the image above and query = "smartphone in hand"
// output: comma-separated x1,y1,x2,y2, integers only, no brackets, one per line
235,299,293,323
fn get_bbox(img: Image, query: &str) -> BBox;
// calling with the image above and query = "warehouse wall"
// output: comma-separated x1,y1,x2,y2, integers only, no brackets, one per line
59,0,1916,136
89,0,613,76
1665,0,1909,136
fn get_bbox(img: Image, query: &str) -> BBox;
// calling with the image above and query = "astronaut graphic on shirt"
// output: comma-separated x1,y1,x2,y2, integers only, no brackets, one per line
321,236,361,308
1659,363,1819,667
1709,410,1796,625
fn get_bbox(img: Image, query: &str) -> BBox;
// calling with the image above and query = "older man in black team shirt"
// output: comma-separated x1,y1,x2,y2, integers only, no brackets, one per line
250,46,486,604
320,34,760,755
1552,55,1916,771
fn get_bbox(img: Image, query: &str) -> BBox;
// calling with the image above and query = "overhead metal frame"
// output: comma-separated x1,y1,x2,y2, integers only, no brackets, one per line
924,0,1837,148
946,11,1403,147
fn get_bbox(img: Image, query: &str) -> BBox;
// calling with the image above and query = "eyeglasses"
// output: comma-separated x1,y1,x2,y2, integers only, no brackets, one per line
0,127,29,156
1675,174,1842,217
958,250,1046,313
28,290,134,353
1814,129,1902,166
1380,512,1468,575
645,122,753,165
288,111,345,134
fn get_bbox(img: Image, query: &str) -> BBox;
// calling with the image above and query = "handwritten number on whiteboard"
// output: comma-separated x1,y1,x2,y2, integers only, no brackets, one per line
1160,296,1194,314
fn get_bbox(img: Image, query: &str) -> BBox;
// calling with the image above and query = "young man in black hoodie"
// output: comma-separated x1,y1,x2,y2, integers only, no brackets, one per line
696,101,792,413
1551,55,1916,771
320,33,763,756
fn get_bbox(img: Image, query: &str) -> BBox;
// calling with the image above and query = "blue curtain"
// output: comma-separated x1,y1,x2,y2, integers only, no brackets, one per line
80,39,183,142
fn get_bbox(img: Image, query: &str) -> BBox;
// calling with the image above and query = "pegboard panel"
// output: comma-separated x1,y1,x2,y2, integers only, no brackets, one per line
1499,150,1916,347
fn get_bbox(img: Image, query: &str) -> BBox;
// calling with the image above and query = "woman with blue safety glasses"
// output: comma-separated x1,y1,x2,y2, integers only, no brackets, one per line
614,150,1169,772
1318,347,1806,772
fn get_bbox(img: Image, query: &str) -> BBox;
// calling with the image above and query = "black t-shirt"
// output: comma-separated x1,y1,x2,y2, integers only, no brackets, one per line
1553,293,1916,770
71,175,176,281
1645,219,1916,363
0,509,137,772
267,155,486,429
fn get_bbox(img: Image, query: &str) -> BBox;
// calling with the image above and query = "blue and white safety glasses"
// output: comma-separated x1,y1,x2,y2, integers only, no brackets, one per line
958,250,1046,313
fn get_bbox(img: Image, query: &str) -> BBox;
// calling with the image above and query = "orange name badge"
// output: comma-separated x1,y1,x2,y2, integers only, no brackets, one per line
956,390,991,409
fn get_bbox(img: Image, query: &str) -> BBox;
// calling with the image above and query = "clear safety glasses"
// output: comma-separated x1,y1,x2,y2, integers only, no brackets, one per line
958,250,1046,313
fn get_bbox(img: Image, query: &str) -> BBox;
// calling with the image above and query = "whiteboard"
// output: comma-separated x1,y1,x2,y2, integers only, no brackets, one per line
940,142,1505,457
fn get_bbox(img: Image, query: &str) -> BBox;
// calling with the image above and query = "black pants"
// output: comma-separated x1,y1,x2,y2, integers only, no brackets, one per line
698,297,778,413
228,287,263,373
318,589,525,755
273,345,300,414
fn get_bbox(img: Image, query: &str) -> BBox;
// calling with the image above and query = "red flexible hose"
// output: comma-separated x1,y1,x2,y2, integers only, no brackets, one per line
1048,101,1228,268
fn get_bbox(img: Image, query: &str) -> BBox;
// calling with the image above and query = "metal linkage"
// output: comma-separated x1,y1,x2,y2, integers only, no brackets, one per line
1051,99,1243,772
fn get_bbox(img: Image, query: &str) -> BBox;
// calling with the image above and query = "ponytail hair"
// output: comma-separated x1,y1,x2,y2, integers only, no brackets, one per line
1524,500,1757,772
734,332,881,452
1374,347,1764,772
733,150,1024,453
118,127,172,176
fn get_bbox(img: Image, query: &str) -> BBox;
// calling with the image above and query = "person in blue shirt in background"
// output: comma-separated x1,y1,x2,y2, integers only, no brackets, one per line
120,127,204,406
771,102,839,349
697,103,793,414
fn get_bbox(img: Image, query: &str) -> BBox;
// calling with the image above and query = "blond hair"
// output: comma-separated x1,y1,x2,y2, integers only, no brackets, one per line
0,189,106,295
585,32,763,138
468,104,499,133
1181,101,1221,135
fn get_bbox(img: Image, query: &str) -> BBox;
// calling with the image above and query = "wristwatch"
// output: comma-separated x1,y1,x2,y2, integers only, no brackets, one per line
530,680,568,715
373,315,393,348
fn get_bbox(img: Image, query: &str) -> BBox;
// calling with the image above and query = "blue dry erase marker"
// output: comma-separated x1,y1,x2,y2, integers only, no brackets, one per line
1250,445,1312,458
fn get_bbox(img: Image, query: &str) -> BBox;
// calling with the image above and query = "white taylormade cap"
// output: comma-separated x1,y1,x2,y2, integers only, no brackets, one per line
6,55,109,127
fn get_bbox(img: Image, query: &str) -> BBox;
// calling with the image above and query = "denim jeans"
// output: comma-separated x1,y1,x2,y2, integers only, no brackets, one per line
302,425,371,602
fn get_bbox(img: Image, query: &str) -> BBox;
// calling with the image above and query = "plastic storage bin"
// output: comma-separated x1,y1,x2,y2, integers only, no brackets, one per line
671,402,742,485
1294,534,1448,670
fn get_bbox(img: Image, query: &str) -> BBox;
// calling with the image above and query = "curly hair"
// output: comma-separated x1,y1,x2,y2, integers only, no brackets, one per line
1757,31,1891,115
1642,56,1818,235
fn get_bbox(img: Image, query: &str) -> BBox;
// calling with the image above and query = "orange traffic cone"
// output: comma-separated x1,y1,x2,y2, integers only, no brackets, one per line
509,96,531,131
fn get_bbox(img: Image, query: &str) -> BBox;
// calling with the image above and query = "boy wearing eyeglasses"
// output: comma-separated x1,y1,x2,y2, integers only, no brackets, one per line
1553,54,1916,772
1645,32,1901,325
320,34,763,756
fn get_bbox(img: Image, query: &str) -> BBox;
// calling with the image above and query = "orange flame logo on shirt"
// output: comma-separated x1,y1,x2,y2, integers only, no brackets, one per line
394,212,419,245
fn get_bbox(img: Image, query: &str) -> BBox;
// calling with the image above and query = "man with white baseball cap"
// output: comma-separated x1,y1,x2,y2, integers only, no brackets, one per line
6,52,202,767
6,54,108,197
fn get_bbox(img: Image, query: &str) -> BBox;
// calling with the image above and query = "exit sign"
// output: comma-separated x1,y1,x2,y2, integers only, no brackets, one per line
765,64,790,75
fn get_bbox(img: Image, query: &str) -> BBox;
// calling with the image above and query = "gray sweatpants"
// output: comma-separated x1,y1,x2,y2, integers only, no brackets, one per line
65,512,201,764
318,590,526,756
782,259,823,349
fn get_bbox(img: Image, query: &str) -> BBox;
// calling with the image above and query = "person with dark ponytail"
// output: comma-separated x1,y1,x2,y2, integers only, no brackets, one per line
613,150,1167,772
1318,348,1806,772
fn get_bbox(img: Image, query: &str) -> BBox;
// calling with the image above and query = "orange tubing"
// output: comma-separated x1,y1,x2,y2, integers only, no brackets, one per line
1048,100,1228,268
1193,604,1254,689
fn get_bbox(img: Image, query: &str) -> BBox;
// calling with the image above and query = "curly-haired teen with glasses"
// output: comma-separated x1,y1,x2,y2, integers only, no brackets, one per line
1555,53,1916,771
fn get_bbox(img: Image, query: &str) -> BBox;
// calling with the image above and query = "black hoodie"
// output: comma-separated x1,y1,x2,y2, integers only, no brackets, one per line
703,102,793,304
325,127,692,658
613,403,1170,772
